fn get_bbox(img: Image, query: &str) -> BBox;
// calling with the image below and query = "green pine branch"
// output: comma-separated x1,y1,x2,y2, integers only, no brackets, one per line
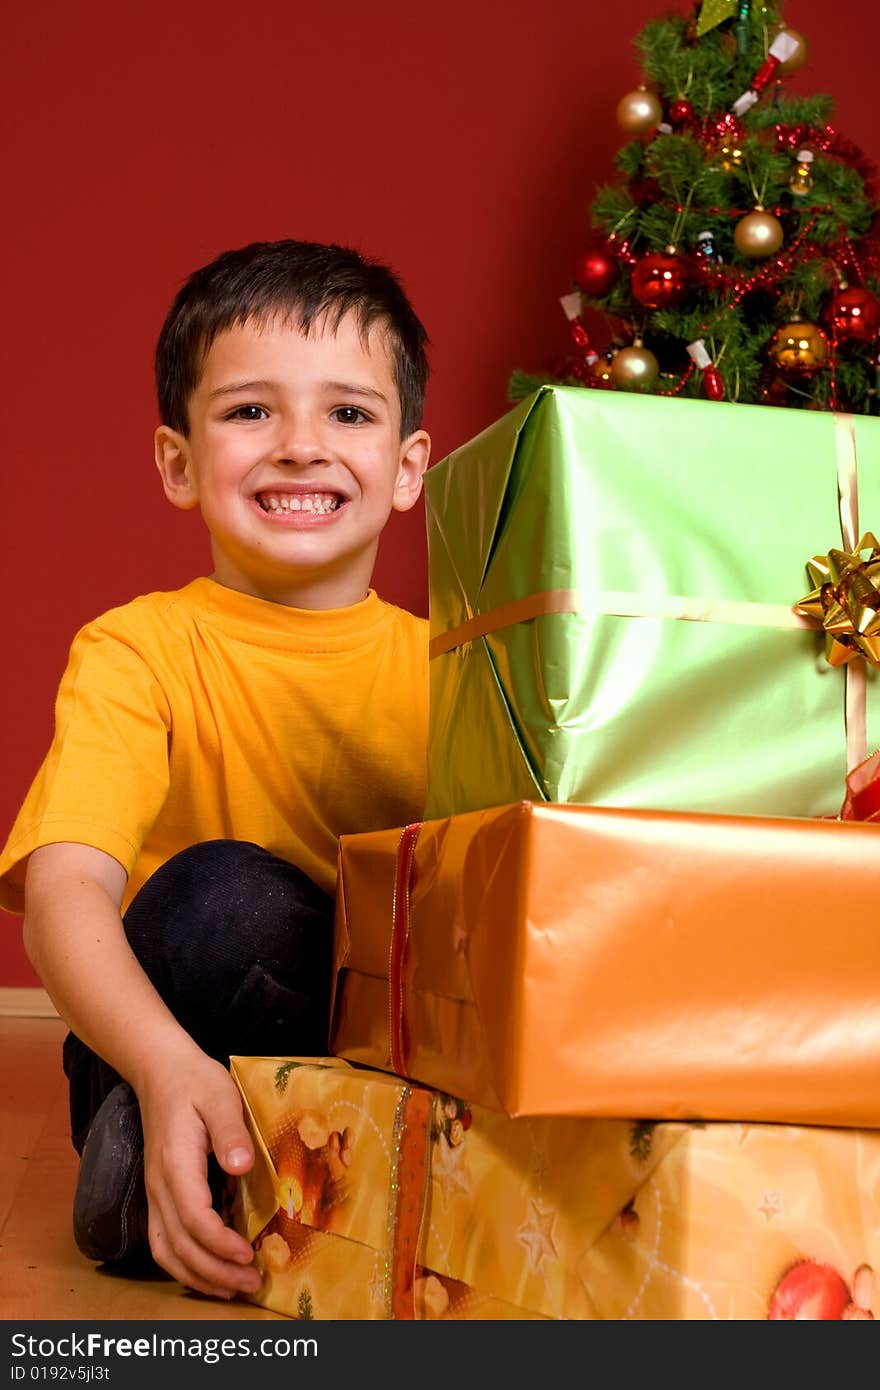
516,3,880,413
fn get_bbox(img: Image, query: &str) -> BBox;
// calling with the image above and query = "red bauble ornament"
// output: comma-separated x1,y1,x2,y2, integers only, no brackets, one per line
573,245,619,298
630,251,689,309
823,286,880,343
768,1261,851,1321
667,98,695,128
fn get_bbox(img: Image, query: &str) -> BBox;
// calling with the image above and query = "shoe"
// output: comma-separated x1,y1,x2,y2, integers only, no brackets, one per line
73,1081,151,1266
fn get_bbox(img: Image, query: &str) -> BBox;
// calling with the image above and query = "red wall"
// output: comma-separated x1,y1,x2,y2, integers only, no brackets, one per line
1,0,876,984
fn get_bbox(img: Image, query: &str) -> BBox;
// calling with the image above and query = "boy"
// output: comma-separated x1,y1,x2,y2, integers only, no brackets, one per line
0,239,432,1302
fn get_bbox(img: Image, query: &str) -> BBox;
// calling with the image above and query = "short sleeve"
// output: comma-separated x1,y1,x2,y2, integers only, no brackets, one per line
0,624,172,914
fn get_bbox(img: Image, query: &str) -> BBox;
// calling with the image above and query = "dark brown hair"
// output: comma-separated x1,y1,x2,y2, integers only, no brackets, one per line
155,239,430,437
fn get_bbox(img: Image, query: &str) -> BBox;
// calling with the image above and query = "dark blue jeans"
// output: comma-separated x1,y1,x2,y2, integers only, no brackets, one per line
62,840,335,1155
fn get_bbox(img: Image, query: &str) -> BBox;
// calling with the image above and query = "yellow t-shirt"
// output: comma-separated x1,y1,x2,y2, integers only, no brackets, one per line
0,577,428,915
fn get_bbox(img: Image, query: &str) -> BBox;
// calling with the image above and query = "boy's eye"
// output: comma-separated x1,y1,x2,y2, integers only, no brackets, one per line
226,404,268,421
332,406,368,425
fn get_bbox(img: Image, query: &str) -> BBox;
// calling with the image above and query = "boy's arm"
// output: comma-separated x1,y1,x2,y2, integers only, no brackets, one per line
23,842,262,1301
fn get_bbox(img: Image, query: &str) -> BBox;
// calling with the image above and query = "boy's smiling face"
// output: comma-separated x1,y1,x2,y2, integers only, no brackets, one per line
154,313,430,609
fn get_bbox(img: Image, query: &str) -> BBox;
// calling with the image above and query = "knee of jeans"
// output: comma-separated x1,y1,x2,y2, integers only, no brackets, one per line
122,839,334,989
149,839,269,882
128,841,329,917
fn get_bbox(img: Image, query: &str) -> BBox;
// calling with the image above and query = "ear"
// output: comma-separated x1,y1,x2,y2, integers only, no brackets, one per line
154,426,200,510
392,429,431,514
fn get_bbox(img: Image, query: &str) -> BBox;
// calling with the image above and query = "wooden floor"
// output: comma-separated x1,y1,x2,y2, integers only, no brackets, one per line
0,1017,285,1321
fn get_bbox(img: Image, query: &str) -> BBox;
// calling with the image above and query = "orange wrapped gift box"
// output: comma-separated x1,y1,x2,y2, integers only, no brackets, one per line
229,1055,880,1321
330,801,880,1126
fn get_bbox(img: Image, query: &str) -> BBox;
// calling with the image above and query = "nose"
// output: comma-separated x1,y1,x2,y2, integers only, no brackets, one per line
272,409,329,467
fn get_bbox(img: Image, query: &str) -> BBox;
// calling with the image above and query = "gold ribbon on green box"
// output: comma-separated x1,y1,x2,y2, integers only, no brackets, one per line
796,536,880,670
424,387,880,822
792,412,880,784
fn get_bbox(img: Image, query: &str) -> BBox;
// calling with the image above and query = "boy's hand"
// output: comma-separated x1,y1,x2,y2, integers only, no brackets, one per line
23,844,264,1302
137,1054,263,1300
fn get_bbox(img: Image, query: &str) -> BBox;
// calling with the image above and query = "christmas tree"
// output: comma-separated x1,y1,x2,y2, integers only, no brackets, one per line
511,1,880,412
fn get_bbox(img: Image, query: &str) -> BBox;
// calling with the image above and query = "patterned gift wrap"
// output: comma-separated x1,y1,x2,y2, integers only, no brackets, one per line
229,1056,880,1321
330,801,880,1125
424,386,880,821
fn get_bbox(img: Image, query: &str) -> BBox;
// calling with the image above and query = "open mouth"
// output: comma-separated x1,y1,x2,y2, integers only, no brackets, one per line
256,491,343,515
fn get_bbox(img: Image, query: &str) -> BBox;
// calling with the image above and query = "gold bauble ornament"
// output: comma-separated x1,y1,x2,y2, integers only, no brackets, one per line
616,86,662,135
768,320,829,376
610,341,659,391
775,27,809,75
734,208,784,259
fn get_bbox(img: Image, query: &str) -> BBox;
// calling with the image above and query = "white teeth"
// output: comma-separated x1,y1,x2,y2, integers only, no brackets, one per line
259,492,340,514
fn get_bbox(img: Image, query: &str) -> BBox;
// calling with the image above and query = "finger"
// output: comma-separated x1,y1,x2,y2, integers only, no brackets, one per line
201,1084,254,1177
150,1212,262,1299
156,1153,257,1269
147,1185,261,1298
184,1200,257,1267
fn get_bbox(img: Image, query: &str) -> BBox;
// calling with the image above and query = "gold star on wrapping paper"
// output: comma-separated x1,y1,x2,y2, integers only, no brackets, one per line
517,1199,559,1272
431,1135,472,1203
697,0,738,35
368,1258,386,1307
757,1191,784,1221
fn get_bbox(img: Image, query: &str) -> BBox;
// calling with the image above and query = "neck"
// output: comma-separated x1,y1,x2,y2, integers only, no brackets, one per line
209,550,377,610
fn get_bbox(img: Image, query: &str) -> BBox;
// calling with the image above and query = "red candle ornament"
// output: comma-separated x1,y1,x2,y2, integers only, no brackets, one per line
775,27,809,76
732,30,801,116
559,292,599,367
702,365,725,400
687,339,725,401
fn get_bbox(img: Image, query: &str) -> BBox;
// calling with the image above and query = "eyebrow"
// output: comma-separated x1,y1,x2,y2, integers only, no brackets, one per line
207,379,279,400
207,378,389,403
322,380,389,404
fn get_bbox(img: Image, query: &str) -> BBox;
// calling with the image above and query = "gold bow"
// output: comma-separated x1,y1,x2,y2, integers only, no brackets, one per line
794,533,880,667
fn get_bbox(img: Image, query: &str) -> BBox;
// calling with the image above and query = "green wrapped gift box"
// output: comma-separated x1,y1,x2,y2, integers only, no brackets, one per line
424,386,880,820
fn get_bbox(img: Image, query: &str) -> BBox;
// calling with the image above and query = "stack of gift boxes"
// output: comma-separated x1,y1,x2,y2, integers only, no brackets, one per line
230,386,880,1320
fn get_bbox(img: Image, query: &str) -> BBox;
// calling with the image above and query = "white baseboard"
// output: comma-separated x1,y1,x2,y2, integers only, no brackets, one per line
0,987,59,1018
